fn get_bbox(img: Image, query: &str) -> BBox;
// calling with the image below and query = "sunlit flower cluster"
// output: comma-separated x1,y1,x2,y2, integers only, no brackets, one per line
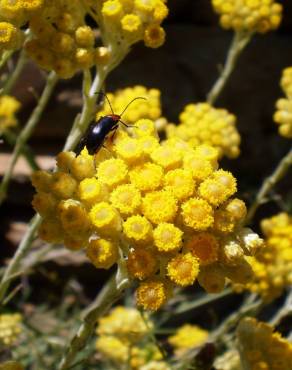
98,85,163,126
97,306,151,343
0,0,44,54
1,0,168,77
237,212,292,301
168,324,208,356
274,66,292,138
25,1,97,79
166,103,240,159
95,306,168,369
32,120,263,310
0,313,22,346
89,0,168,51
0,95,21,134
237,317,292,370
211,0,283,34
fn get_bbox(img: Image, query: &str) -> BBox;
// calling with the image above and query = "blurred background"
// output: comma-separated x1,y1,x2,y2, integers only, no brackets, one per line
1,0,291,322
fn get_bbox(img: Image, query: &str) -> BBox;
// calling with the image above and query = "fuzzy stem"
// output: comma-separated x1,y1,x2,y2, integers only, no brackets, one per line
4,130,39,171
1,50,27,95
0,71,58,205
270,288,292,326
207,31,251,105
246,146,292,224
0,50,14,71
58,273,130,370
0,214,41,304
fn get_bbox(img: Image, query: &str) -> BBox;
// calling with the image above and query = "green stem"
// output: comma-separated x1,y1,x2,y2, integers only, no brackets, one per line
0,71,58,205
4,130,39,171
246,146,292,224
207,31,251,105
63,67,107,152
0,50,14,71
1,50,27,95
58,273,130,370
0,214,41,304
270,288,292,326
174,288,233,314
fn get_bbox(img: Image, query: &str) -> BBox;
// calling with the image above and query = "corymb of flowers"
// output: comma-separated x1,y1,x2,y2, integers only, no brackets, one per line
32,119,263,311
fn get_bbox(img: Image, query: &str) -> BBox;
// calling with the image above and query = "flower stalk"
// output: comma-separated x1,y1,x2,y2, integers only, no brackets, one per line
246,146,292,224
0,214,41,304
0,71,58,205
207,31,251,105
1,50,27,95
58,271,130,370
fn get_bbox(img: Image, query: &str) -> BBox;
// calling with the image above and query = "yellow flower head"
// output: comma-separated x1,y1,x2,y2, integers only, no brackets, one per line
237,318,292,370
97,158,128,188
136,279,170,311
153,223,183,253
236,212,292,301
98,86,162,125
97,305,151,343
167,103,240,159
198,264,226,293
167,252,200,286
0,313,22,346
212,0,283,34
144,25,165,48
123,215,153,244
127,248,157,279
181,198,214,230
168,324,209,356
185,233,219,265
274,66,292,138
110,184,141,216
0,95,21,133
89,202,122,236
78,177,109,207
86,238,119,269
129,162,163,192
142,190,178,224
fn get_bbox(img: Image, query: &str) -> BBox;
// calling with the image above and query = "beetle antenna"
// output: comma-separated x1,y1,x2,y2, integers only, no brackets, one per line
120,97,147,117
95,91,115,115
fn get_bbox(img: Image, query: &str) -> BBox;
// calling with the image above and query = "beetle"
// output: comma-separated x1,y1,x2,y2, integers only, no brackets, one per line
75,93,146,155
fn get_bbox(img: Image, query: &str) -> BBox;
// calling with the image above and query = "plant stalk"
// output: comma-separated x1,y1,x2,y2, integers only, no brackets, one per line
207,31,251,105
246,146,292,224
1,50,27,95
0,71,58,205
58,273,130,370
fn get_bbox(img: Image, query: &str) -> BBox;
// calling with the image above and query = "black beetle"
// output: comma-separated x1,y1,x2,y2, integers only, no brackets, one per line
75,94,146,155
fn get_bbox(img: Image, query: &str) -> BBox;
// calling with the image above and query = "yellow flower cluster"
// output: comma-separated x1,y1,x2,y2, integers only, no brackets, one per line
0,95,21,134
98,85,162,125
97,306,151,343
0,313,22,346
0,0,44,54
95,306,168,369
0,362,24,370
168,324,209,356
166,103,240,159
89,0,168,50
32,119,263,310
237,317,292,370
211,0,283,34
274,67,292,138
25,1,97,79
238,212,292,301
